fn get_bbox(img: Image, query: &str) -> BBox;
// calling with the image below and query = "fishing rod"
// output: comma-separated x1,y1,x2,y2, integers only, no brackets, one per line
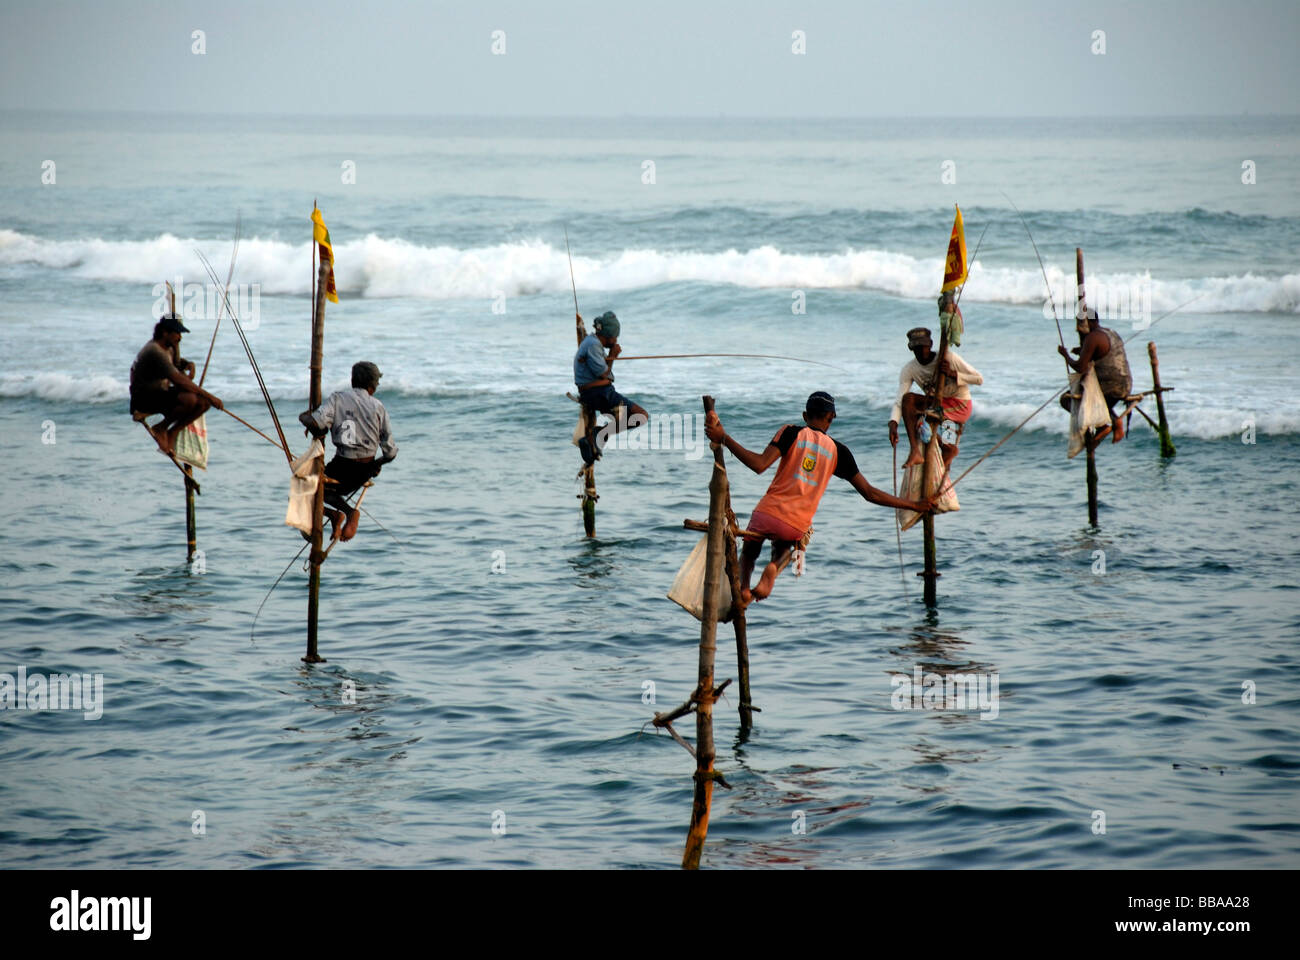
939,295,1204,495
250,482,380,640
220,406,286,452
893,443,908,600
564,226,580,319
615,352,845,370
195,249,294,464
199,213,240,388
1001,191,1070,377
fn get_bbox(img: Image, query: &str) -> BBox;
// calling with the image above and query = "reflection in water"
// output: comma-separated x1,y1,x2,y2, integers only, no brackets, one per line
888,616,1001,799
566,538,622,584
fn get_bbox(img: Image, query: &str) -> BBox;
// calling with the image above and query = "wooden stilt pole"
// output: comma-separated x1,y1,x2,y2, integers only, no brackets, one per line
1086,431,1099,526
1148,342,1176,458
682,395,727,870
921,506,938,605
184,465,197,565
305,246,328,664
715,457,754,730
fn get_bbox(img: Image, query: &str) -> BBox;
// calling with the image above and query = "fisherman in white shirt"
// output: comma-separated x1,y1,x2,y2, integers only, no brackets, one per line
888,304,983,471
298,361,398,542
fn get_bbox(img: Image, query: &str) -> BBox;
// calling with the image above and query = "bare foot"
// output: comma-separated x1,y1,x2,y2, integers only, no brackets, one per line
1111,418,1125,443
340,509,361,542
902,448,924,468
752,562,779,601
150,424,172,454
325,509,343,541
739,586,754,609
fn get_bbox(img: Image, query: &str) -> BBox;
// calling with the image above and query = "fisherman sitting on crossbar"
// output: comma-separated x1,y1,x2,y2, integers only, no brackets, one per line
573,311,649,464
888,306,983,472
298,361,398,542
706,392,931,606
129,314,224,455
1057,307,1133,443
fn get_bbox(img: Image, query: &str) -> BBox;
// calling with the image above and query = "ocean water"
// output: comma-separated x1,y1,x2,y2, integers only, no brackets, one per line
1,112,1298,868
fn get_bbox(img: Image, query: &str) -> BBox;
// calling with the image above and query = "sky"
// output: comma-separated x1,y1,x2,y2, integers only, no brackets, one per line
1,0,1297,117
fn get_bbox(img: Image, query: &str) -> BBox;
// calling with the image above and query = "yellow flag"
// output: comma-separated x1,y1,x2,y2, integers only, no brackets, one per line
311,207,338,303
941,204,967,293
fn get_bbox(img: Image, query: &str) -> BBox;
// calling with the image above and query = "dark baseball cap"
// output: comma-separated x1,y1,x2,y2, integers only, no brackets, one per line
806,391,836,416
159,314,189,334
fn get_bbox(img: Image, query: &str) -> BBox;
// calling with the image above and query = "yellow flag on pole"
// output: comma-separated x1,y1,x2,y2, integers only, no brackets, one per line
941,204,967,293
311,207,338,303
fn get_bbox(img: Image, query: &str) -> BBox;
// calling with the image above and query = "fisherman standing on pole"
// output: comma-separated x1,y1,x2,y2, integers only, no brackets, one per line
298,361,397,542
573,310,649,464
706,392,931,606
130,314,224,455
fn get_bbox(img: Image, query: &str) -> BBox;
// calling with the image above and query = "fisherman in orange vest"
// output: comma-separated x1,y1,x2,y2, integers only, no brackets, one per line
705,392,932,605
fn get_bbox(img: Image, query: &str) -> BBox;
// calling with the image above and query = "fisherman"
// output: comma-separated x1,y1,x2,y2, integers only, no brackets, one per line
573,311,649,465
888,310,983,470
129,314,223,455
1058,307,1132,442
706,392,931,605
298,361,398,542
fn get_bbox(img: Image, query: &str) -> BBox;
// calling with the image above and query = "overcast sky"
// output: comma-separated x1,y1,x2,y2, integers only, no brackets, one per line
2,0,1297,117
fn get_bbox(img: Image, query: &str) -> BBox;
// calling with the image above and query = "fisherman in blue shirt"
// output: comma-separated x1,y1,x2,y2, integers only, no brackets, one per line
573,311,648,464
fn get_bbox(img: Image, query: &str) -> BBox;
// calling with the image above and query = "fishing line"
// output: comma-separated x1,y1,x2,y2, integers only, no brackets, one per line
564,226,580,317
250,540,309,642
196,249,293,463
1001,190,1069,371
199,213,240,388
942,292,1205,493
249,483,379,641
616,353,845,371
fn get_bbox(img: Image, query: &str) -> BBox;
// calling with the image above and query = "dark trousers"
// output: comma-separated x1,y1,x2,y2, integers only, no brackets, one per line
324,456,378,514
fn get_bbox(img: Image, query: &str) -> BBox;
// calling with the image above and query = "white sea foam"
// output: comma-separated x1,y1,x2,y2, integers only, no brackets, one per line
2,229,1297,314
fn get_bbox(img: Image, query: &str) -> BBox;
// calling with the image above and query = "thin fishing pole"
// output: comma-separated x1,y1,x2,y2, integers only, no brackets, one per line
893,443,908,600
196,249,293,463
199,213,240,387
219,406,286,452
952,219,989,310
1001,190,1067,357
940,294,1204,495
616,353,845,370
564,226,580,317
249,481,377,640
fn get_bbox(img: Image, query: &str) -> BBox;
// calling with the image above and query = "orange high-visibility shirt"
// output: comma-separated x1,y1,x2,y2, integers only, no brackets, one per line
753,425,858,534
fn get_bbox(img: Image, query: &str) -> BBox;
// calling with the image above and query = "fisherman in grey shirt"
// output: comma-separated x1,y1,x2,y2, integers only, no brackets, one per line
298,361,398,542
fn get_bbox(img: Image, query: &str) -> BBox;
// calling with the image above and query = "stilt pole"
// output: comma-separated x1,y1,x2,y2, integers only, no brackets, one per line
712,414,753,730
1086,431,1099,526
921,506,938,605
1148,342,1176,458
305,250,328,664
682,395,727,869
184,465,197,565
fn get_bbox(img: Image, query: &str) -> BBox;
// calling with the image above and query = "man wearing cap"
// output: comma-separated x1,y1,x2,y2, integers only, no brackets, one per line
129,314,224,455
705,392,931,605
888,325,983,470
573,310,649,465
298,361,398,542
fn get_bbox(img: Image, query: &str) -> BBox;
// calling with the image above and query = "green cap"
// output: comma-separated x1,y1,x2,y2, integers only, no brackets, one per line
593,311,620,338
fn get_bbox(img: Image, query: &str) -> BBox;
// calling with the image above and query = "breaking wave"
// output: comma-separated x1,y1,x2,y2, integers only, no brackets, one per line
2,229,1297,314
